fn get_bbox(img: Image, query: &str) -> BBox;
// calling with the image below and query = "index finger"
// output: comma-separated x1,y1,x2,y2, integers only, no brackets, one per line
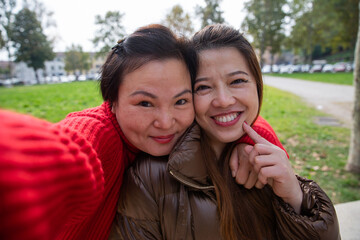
243,121,270,145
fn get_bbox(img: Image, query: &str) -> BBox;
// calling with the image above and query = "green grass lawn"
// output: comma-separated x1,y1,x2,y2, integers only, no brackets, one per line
266,72,354,85
0,81,358,204
262,86,358,204
0,81,103,122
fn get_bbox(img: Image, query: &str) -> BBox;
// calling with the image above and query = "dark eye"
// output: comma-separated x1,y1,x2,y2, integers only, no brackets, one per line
175,99,188,105
231,79,247,85
195,85,210,92
138,101,152,107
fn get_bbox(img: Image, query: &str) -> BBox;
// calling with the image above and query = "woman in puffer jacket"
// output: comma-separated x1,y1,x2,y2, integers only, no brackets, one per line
109,24,340,240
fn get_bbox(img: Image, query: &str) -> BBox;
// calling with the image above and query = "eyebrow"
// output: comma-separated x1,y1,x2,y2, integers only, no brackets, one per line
227,70,249,77
195,70,249,83
130,89,192,99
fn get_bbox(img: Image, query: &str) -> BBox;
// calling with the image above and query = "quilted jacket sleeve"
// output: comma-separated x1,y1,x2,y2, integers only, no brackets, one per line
273,176,340,240
109,155,163,240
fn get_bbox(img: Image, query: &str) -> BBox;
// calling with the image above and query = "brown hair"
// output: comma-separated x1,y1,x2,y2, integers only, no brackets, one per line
100,24,198,103
193,24,276,240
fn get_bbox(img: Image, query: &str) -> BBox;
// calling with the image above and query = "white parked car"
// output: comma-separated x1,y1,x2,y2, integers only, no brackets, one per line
261,65,280,73
322,64,334,73
67,75,76,81
78,75,87,81
279,64,293,74
60,75,70,82
0,79,12,87
301,64,311,72
309,64,323,73
261,65,271,73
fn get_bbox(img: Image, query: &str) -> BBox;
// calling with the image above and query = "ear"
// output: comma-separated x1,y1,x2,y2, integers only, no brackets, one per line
111,102,116,113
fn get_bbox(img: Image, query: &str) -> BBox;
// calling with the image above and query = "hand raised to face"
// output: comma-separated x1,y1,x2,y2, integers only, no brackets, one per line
241,122,303,213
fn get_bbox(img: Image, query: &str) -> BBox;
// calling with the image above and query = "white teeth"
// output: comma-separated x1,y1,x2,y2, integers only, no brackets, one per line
214,113,239,123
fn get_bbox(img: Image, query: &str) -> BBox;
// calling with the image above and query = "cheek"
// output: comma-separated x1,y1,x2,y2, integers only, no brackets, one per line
194,96,207,117
116,108,149,134
245,91,260,121
178,108,195,128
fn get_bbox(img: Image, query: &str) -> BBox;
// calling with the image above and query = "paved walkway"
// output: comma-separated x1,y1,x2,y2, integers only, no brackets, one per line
335,200,360,240
263,76,354,127
263,76,358,240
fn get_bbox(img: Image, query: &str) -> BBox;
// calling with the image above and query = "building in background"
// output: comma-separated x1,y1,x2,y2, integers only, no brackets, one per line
8,52,105,85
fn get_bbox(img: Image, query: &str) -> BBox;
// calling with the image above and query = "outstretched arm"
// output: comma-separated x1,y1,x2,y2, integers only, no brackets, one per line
0,110,104,240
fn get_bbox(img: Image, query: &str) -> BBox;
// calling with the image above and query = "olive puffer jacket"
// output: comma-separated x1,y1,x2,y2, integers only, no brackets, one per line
109,124,340,240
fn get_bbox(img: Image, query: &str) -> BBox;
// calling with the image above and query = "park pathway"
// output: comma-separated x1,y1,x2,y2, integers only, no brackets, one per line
263,75,358,240
263,75,354,127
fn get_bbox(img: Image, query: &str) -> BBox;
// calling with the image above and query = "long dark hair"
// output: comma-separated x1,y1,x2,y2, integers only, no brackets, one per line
100,24,198,103
192,24,276,240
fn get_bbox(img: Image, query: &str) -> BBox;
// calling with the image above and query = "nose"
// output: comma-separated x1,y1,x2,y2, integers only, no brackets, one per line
212,86,236,108
153,109,175,130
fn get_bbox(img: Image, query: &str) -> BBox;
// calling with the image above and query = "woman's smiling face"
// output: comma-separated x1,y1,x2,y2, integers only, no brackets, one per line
113,58,195,156
194,47,259,154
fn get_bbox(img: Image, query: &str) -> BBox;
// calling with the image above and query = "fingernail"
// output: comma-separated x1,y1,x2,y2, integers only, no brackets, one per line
231,170,236,177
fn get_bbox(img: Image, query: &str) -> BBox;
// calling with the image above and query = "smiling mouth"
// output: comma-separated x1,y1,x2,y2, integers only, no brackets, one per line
213,112,241,123
151,134,175,144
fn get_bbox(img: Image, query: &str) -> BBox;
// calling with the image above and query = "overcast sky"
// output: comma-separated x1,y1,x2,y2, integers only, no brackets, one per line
0,0,245,59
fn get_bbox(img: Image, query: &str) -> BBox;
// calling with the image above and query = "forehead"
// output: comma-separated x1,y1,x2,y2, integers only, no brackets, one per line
197,47,249,75
120,58,191,93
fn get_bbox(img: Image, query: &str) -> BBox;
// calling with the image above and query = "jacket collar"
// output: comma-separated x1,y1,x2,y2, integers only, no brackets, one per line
167,123,214,190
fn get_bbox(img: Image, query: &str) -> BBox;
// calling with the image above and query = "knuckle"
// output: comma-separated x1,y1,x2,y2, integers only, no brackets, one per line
236,176,245,184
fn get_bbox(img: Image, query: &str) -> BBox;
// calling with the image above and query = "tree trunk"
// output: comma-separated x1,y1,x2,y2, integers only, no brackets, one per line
6,45,13,78
346,1,360,173
35,69,40,84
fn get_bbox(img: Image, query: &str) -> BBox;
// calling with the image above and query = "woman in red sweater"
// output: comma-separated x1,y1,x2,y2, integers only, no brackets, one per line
0,24,286,240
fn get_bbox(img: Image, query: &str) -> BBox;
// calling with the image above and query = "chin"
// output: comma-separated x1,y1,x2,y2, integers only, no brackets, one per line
149,149,172,157
220,134,244,143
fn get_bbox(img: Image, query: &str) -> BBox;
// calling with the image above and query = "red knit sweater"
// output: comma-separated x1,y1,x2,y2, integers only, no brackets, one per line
240,116,289,158
0,102,139,240
0,102,286,240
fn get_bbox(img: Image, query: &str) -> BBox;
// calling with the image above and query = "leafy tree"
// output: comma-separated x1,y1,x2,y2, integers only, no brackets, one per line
92,11,126,57
336,0,358,50
285,5,315,64
23,0,57,29
286,0,358,62
0,0,17,77
347,1,360,174
11,8,54,84
196,0,225,29
312,0,358,52
241,0,287,67
64,44,90,79
162,4,194,37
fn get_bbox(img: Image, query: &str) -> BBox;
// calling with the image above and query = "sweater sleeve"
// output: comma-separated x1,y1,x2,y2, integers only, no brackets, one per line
0,110,104,240
272,176,340,240
238,115,289,158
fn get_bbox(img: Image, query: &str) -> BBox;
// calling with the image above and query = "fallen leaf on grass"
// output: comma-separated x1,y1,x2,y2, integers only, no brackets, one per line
321,165,330,171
